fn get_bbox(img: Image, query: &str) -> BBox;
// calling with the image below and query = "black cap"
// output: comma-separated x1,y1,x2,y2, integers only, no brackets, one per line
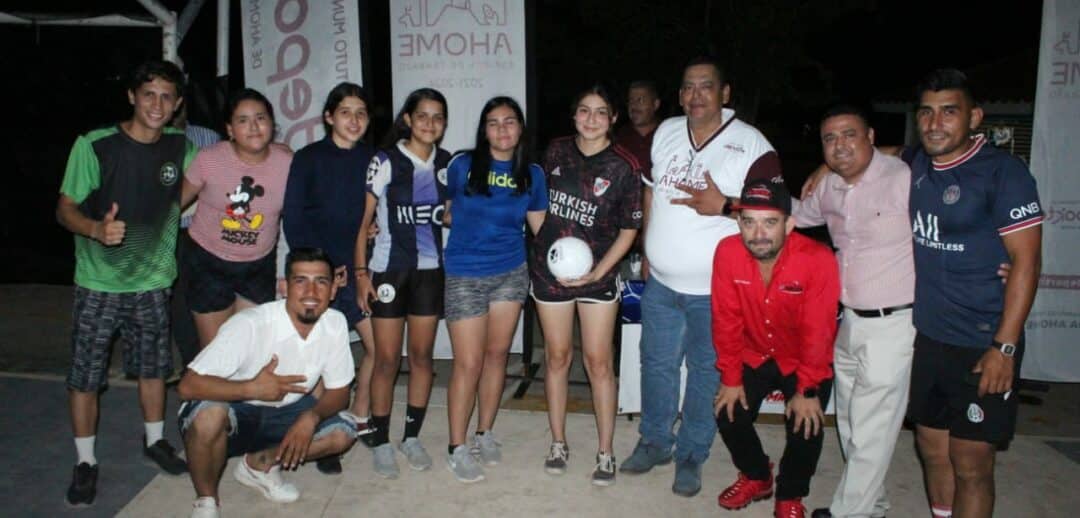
733,180,791,215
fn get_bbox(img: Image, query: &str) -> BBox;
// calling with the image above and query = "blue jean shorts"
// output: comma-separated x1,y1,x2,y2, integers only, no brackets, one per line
178,394,356,457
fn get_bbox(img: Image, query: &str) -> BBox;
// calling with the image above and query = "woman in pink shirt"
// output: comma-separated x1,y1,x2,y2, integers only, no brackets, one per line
180,88,292,347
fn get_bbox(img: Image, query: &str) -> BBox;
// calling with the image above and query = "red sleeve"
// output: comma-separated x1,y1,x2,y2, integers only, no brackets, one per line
744,150,783,185
712,238,746,387
795,245,840,391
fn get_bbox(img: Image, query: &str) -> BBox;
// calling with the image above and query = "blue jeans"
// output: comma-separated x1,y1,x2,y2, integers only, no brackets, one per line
638,277,719,464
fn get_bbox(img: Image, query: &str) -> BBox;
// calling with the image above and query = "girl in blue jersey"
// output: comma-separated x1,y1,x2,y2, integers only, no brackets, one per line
532,84,642,486
354,88,450,478
282,82,378,464
442,96,548,482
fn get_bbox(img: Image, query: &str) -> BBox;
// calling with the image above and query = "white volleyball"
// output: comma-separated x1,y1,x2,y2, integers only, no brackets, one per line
547,236,593,279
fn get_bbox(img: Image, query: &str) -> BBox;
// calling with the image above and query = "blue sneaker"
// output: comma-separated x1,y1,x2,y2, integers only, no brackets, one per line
672,458,702,497
619,439,672,474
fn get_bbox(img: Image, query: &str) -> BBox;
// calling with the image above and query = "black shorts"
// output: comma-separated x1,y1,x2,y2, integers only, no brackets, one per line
333,274,370,328
907,332,1023,446
181,235,276,313
530,275,620,304
370,268,443,318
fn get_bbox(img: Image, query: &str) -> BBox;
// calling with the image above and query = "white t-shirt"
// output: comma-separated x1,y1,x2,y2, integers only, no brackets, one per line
188,299,355,407
644,110,781,295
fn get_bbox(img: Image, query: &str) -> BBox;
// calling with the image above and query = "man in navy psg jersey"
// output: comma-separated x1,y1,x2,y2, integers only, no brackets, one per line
901,69,1041,518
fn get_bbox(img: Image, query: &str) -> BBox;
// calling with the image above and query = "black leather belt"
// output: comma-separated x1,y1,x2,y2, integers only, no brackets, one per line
849,303,913,318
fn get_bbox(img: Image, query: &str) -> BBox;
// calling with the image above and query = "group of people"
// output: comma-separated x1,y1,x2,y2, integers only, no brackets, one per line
55,53,1040,518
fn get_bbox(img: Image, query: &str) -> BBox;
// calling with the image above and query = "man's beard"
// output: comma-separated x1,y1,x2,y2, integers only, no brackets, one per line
297,308,320,325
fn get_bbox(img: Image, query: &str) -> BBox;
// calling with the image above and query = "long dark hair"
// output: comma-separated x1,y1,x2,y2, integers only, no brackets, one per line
467,96,531,196
380,88,447,149
225,88,274,125
572,82,618,139
321,82,371,136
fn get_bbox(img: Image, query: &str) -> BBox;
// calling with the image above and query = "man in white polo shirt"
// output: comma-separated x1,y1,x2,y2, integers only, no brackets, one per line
621,55,783,498
177,248,357,518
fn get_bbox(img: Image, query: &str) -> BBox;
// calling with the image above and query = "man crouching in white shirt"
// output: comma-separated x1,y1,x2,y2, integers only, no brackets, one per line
177,247,357,517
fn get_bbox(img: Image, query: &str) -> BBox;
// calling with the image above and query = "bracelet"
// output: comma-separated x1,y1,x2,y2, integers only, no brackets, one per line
354,265,368,271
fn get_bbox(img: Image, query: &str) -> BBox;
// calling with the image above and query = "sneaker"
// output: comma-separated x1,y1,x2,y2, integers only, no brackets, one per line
591,452,616,487
143,437,188,475
810,509,832,518
372,442,400,479
544,441,569,475
399,437,433,471
717,465,774,510
619,439,672,474
472,432,501,466
776,498,806,518
191,496,219,518
65,462,98,507
446,444,485,483
233,456,300,503
316,455,343,475
672,458,702,497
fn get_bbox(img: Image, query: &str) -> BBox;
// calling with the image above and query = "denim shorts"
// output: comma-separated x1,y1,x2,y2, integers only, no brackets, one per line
178,394,356,457
444,262,529,322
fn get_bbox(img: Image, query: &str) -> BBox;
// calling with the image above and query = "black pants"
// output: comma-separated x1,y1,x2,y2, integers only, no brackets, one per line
170,230,200,367
716,360,833,500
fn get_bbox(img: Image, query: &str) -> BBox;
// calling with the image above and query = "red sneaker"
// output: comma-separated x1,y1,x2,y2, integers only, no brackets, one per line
717,467,774,510
774,498,805,518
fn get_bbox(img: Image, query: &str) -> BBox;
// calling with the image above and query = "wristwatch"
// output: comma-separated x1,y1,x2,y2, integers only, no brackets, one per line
993,340,1016,358
801,387,818,399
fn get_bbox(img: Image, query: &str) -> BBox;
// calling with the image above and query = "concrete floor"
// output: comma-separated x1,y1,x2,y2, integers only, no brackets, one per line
3,285,1079,517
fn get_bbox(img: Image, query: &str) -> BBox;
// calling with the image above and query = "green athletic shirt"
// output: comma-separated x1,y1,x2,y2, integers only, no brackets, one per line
59,125,197,292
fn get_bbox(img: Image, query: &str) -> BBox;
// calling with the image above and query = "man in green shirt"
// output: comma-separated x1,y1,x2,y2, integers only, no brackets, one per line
55,59,198,507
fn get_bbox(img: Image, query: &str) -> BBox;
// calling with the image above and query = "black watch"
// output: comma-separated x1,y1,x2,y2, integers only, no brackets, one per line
801,387,818,399
992,340,1017,358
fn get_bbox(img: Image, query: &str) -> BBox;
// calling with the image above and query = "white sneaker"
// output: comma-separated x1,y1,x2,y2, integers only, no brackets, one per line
233,456,300,503
190,496,219,518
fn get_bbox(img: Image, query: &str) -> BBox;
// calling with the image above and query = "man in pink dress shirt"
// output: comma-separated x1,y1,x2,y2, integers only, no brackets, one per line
793,105,915,518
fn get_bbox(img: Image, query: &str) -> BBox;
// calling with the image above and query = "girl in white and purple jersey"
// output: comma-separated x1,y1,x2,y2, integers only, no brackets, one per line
354,88,450,478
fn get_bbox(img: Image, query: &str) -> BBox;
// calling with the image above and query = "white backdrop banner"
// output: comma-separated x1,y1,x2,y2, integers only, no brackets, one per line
1024,0,1080,382
241,0,364,150
389,0,528,357
389,0,527,153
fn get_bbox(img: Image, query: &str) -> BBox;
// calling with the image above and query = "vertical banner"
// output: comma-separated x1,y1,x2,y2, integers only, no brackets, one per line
240,0,365,287
389,0,528,358
389,0,526,152
1025,0,1080,382
241,0,364,150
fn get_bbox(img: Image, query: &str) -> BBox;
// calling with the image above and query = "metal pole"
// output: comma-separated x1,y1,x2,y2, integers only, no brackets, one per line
176,0,207,42
216,0,229,79
135,0,178,63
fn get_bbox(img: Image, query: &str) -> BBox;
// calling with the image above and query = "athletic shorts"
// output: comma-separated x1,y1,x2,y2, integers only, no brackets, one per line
444,263,529,323
370,268,443,318
181,235,276,313
67,287,173,392
907,332,1023,446
178,394,356,457
531,274,621,304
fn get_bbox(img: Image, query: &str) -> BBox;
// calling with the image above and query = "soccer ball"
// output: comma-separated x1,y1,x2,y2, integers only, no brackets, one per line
547,236,593,280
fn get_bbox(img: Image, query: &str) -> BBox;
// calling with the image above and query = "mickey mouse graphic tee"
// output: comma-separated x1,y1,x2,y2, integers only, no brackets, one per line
186,141,293,262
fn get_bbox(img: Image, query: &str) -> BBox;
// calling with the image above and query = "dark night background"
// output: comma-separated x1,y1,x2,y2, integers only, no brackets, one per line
0,0,1043,284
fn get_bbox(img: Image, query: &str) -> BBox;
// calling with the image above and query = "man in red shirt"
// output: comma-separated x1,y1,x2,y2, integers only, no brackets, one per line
711,180,840,518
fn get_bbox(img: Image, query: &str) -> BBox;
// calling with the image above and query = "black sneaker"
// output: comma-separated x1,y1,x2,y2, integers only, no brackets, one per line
65,462,98,507
316,455,343,475
143,437,188,475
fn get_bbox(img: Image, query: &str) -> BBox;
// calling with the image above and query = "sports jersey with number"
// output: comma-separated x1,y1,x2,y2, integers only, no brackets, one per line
59,125,197,292
530,137,643,297
366,141,450,272
904,135,1043,348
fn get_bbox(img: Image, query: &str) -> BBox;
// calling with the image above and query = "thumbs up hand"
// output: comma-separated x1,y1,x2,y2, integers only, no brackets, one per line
95,202,126,245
